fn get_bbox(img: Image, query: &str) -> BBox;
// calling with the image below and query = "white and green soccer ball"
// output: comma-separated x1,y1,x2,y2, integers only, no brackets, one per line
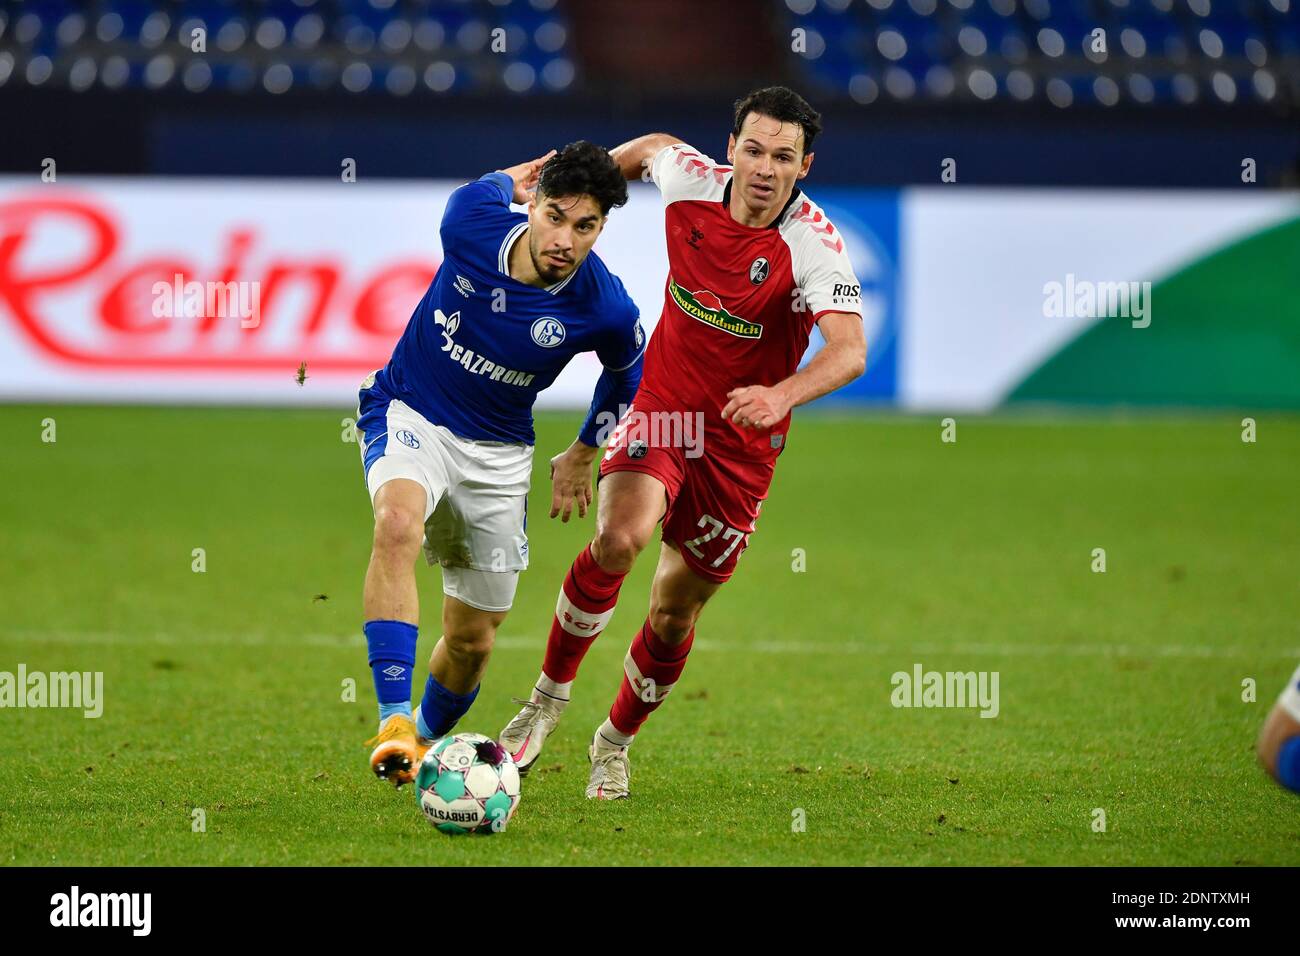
415,733,521,835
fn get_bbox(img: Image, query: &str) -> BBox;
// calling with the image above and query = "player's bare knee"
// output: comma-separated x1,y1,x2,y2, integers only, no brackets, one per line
648,601,698,646
442,624,495,669
592,526,646,573
372,503,423,560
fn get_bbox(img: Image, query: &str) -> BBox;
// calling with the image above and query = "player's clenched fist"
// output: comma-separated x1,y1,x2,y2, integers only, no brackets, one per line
549,440,598,522
499,149,558,204
722,385,791,430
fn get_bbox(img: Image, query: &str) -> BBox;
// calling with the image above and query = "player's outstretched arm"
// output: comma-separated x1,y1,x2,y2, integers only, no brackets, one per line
722,312,866,430
497,149,557,203
609,133,682,182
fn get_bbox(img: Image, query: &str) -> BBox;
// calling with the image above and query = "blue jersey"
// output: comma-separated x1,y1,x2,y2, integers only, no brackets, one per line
377,172,644,446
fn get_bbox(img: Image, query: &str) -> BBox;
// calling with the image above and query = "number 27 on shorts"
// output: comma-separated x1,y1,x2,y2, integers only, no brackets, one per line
682,513,750,569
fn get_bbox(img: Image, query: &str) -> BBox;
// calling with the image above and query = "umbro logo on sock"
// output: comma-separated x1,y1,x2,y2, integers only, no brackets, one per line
382,665,405,679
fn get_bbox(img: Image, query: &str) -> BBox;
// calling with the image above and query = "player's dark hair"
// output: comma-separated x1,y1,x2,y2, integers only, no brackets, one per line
732,86,822,155
537,140,628,216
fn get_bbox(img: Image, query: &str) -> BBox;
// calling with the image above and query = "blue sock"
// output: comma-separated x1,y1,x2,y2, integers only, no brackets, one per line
365,620,418,727
1278,736,1300,793
416,674,479,740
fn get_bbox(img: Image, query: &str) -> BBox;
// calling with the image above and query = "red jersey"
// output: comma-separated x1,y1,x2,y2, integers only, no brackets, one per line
639,142,863,463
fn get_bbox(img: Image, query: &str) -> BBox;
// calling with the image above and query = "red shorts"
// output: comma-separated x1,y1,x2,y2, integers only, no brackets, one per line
599,401,775,584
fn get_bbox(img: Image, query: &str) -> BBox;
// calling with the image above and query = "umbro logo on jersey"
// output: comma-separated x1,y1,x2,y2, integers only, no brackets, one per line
396,430,421,449
453,275,475,298
750,257,769,285
531,316,566,348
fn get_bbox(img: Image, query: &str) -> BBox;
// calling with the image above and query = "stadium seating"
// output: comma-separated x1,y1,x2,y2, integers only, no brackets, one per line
781,0,1299,106
0,0,1295,106
0,0,577,94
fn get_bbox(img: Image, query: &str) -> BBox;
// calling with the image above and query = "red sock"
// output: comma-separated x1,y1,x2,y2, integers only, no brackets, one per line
540,544,627,688
607,619,694,738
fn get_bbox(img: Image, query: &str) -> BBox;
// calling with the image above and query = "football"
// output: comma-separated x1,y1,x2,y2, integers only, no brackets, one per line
415,733,521,835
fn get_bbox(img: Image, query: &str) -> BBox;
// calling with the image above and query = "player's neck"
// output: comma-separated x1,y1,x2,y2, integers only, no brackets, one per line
728,189,786,230
507,228,550,289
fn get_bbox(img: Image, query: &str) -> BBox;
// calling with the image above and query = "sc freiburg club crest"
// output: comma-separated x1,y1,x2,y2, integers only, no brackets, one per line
750,257,769,285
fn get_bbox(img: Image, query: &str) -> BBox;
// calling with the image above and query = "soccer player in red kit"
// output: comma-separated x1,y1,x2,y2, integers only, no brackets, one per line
500,87,867,798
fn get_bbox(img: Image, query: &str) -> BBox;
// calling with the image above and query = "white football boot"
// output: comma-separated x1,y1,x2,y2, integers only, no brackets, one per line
498,692,565,775
586,731,631,800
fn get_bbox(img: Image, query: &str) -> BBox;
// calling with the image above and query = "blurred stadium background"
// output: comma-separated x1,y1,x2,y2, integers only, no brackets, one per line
2,0,1299,867
0,0,1297,411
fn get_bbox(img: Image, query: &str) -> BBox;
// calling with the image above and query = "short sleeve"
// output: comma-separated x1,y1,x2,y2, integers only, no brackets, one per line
649,142,730,204
793,225,864,320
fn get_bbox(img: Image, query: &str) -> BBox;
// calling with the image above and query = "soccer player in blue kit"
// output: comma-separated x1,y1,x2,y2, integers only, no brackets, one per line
355,142,646,786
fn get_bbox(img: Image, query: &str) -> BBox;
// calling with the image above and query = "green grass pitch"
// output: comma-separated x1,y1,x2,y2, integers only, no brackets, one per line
1,404,1297,866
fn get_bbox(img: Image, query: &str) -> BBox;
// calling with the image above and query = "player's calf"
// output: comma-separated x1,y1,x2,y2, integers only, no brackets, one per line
499,545,622,772
582,543,716,798
509,472,666,722
412,595,504,743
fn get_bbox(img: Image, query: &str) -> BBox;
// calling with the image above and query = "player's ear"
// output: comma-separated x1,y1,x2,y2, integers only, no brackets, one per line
726,133,736,164
797,151,813,180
